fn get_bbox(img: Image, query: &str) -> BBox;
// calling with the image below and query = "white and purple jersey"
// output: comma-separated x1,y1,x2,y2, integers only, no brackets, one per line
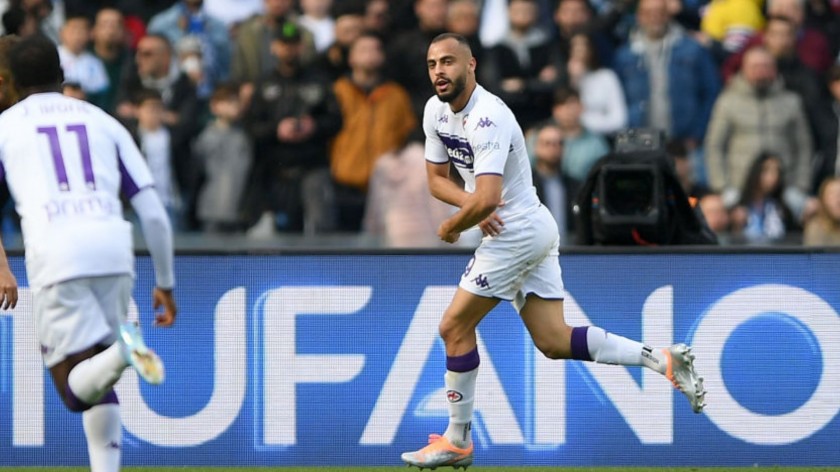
0,93,155,289
423,84,541,223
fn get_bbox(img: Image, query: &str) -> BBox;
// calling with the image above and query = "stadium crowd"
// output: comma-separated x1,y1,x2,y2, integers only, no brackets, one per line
1,0,840,247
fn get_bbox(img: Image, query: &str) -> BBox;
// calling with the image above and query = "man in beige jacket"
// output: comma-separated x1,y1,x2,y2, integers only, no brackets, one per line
704,45,817,221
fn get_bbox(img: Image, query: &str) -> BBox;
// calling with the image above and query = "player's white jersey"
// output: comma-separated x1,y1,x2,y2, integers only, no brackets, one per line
0,93,155,289
423,84,541,222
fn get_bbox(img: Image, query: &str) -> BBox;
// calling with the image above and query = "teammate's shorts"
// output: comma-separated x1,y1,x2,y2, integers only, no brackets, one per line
459,204,565,311
33,274,133,368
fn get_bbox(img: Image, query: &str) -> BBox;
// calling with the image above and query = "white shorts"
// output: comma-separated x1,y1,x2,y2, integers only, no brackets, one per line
33,275,133,368
459,204,565,311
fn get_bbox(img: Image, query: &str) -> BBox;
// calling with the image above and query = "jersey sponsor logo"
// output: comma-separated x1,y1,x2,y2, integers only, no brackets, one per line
472,274,490,289
473,141,500,153
446,390,463,403
475,117,496,129
438,132,474,170
44,194,120,222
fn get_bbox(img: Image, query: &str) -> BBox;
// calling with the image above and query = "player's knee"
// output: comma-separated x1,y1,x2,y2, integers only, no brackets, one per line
438,317,467,345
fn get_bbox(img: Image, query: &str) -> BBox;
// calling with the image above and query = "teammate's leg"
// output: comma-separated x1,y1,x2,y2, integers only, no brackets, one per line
519,295,706,413
401,288,500,469
49,347,123,472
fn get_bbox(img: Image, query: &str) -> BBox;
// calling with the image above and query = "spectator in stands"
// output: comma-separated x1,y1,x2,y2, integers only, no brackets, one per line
91,7,131,115
531,122,575,240
698,192,733,242
551,87,610,185
550,0,616,66
613,0,720,149
705,46,816,222
0,35,19,111
57,15,110,107
484,0,554,129
194,83,253,233
2,4,38,37
314,5,365,81
386,0,448,123
299,0,335,53
803,176,840,245
116,33,202,227
730,151,796,244
147,0,231,92
132,88,181,226
668,138,708,199
698,0,764,61
175,34,211,98
243,21,342,235
363,131,454,247
827,65,840,178
803,0,840,59
565,31,626,135
364,0,392,39
231,0,316,88
762,15,835,190
329,32,417,231
722,0,834,76
445,0,485,75
203,0,264,28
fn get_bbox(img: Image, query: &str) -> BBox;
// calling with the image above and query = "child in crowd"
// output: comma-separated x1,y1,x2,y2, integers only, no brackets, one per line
57,15,109,106
134,89,180,226
193,83,253,233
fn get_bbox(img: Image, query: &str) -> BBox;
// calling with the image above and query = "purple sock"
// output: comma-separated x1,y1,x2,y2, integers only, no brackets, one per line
571,326,592,361
446,347,480,372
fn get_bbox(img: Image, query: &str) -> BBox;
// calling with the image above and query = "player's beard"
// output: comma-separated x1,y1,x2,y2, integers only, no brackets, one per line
436,74,466,103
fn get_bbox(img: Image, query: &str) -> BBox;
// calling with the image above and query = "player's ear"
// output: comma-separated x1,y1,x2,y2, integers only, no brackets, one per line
468,56,477,74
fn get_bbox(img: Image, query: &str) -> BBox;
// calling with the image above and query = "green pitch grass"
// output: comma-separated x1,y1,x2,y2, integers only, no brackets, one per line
6,467,840,472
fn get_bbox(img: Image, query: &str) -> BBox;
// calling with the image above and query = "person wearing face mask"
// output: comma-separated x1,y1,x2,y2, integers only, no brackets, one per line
704,45,817,224
147,0,231,92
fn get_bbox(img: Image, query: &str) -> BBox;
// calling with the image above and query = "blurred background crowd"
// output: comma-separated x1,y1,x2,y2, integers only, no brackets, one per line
1,0,840,248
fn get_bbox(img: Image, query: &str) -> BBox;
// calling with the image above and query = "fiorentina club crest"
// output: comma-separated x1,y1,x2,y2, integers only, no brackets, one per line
446,390,463,403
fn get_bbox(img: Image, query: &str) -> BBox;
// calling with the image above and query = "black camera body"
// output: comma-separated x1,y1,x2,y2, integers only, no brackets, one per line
576,128,716,246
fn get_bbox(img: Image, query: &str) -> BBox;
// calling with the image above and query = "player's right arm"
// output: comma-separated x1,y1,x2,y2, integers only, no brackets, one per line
111,119,177,327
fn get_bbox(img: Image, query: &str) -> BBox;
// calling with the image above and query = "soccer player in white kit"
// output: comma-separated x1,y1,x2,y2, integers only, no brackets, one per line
400,33,706,470
0,35,176,472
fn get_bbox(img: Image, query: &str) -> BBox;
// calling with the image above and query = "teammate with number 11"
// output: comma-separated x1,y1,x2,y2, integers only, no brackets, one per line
0,35,176,472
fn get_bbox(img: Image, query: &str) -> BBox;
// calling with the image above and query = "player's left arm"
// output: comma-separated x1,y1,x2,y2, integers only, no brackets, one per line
438,173,503,241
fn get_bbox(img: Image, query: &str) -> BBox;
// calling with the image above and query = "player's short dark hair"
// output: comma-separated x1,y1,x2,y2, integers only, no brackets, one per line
430,32,473,56
8,34,63,90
